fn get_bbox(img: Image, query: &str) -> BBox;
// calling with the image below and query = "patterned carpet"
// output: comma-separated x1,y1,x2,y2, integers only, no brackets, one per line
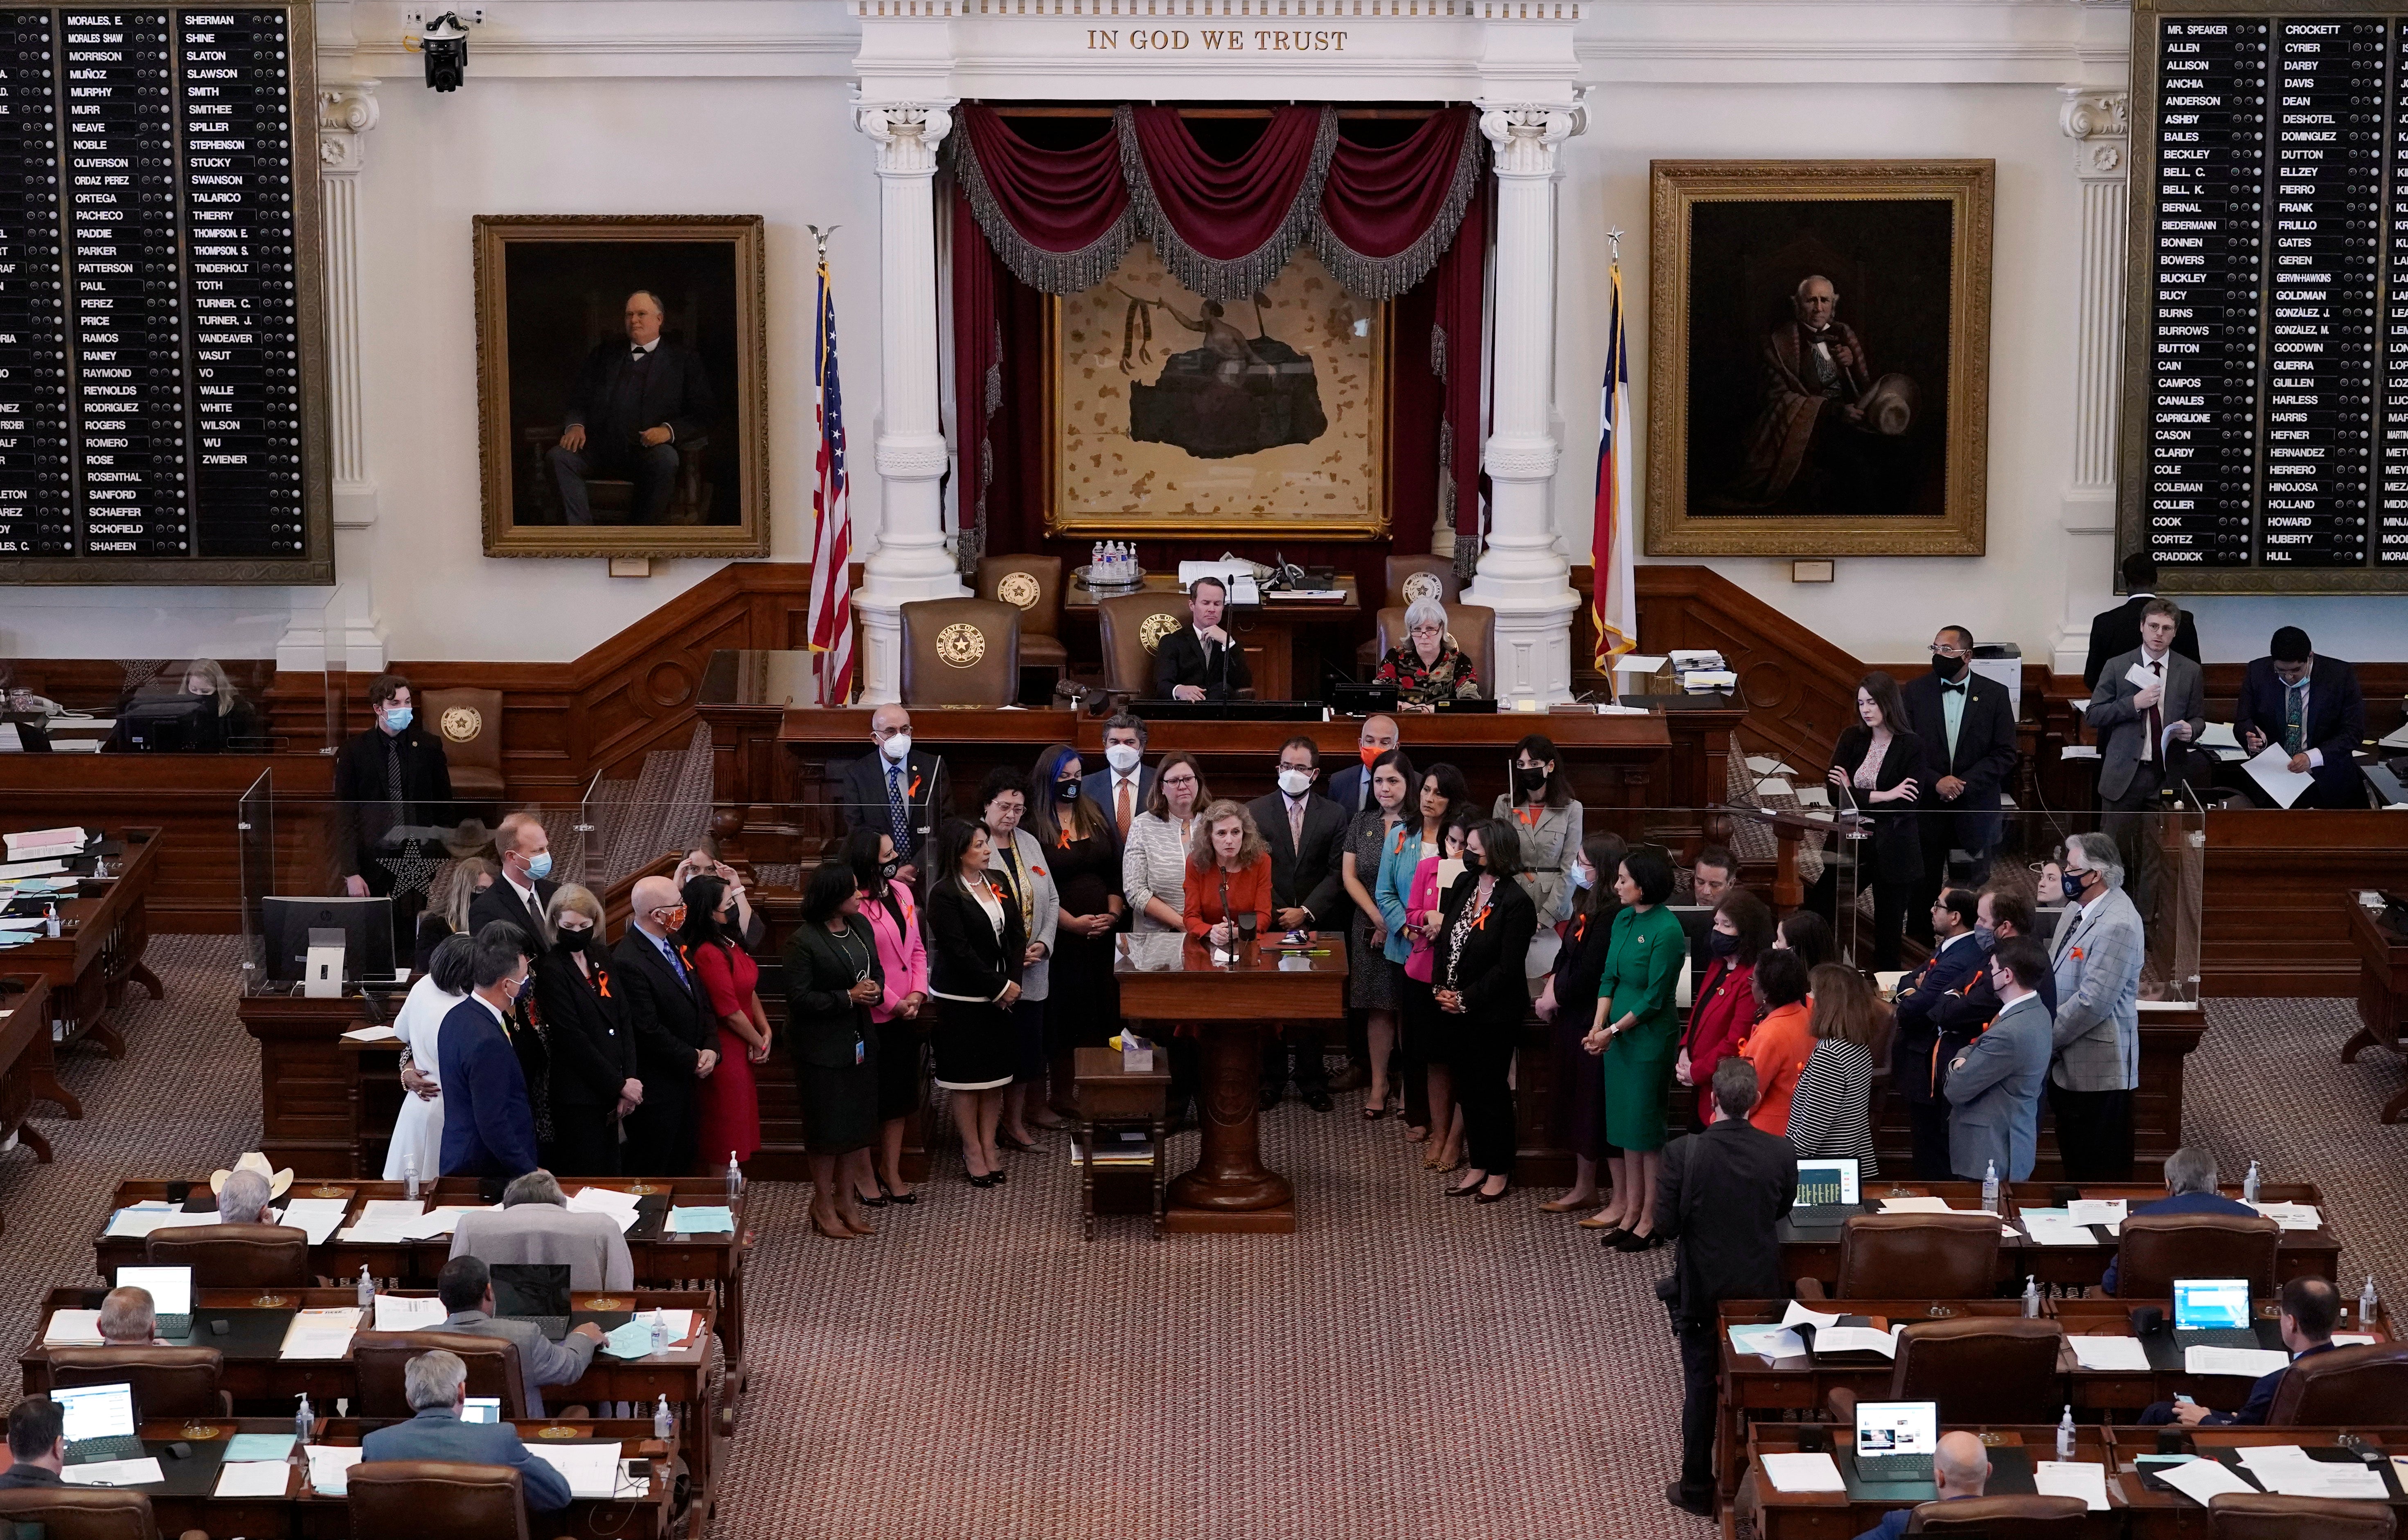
2,941,2404,1539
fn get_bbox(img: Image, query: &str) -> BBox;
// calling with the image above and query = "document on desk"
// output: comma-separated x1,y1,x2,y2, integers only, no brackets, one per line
2068,1335,2152,1371
339,1024,399,1042
1874,1195,1955,1214
338,1198,425,1242
1760,1452,1847,1494
2066,1199,2128,1226
2242,742,2317,808
61,1457,164,1487
525,1441,625,1498
1810,1326,1903,1358
1779,1300,1843,1333
42,1308,103,1345
279,1196,351,1244
567,1184,643,1232
2158,1457,2258,1506
0,858,67,878
280,1306,361,1360
667,1205,736,1234
2232,1444,2381,1497
2185,1345,2291,1378
103,1205,217,1239
305,1444,363,1496
599,1319,661,1359
224,1433,295,1462
214,1461,294,1498
373,1294,450,1331
2033,1461,2112,1511
2246,1201,2322,1230
2019,1210,2104,1247
401,1204,495,1240
1726,1324,1807,1361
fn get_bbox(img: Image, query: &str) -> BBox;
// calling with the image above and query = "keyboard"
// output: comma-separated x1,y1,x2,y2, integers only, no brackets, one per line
69,1435,146,1465
1855,1452,1933,1483
2174,1326,2263,1351
157,1313,191,1338
513,1315,571,1342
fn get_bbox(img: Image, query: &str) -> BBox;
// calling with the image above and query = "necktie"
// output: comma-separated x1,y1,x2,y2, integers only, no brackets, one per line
886,763,910,851
1287,795,1304,851
1115,778,1133,839
383,734,407,832
2145,660,2164,767
2285,680,2307,754
657,934,687,983
630,347,650,363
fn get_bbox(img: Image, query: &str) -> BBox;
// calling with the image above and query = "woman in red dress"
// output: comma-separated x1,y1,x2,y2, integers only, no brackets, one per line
680,874,768,1170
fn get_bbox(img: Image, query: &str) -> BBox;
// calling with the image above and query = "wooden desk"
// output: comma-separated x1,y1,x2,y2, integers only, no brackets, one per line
2105,1425,2408,1535
7,826,164,1118
1060,574,1362,702
2204,811,2408,998
1741,1423,2122,1539
1115,931,1347,1234
0,973,55,1175
2345,897,2408,1121
2052,1295,2394,1420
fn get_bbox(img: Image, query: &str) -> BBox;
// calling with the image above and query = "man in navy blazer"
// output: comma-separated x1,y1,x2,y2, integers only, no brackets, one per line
1943,939,2054,1183
1323,714,1401,817
1901,626,2019,938
362,1348,572,1511
2100,1146,2257,1295
1889,887,1989,1178
2232,628,2367,809
2141,1277,2344,1426
437,924,540,1180
1078,712,1157,842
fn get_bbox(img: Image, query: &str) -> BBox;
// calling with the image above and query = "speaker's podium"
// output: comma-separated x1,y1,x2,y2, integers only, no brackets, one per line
1114,930,1347,1235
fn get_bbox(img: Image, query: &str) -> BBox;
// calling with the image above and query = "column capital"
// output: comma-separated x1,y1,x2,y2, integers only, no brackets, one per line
318,80,380,174
854,101,957,177
2059,87,2130,182
1476,100,1585,177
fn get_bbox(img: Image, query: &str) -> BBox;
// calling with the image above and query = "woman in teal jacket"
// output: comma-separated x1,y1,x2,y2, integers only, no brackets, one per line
1583,847,1686,1251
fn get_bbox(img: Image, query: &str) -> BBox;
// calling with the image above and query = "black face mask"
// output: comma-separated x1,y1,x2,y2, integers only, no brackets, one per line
1932,653,1967,681
879,858,901,882
1461,852,1484,877
1054,779,1081,803
1515,766,1549,795
1708,929,1739,957
555,929,590,955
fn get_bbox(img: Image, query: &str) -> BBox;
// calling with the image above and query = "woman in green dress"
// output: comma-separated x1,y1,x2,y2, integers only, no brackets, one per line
1582,847,1686,1251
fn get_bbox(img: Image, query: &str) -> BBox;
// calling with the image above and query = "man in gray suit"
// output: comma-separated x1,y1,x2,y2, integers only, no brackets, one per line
362,1349,572,1511
1943,939,2054,1182
450,1170,635,1291
2046,832,2144,1180
435,1254,603,1419
2085,597,2204,916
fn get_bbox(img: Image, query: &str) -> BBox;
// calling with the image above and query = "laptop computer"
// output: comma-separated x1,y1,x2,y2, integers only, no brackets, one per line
1794,1158,1861,1218
489,1263,574,1342
116,1264,194,1339
2172,1277,2262,1350
54,1381,144,1465
1851,1400,1939,1484
462,1396,503,1425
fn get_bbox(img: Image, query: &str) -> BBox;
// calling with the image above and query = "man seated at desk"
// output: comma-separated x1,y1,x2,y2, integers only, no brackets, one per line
432,1255,603,1420
98,1285,162,1346
362,1349,573,1512
451,1170,635,1290
1155,577,1251,702
0,1397,64,1489
1849,1431,1992,1540
2099,1146,2256,1297
2142,1277,2343,1427
214,1162,287,1231
2232,626,2368,809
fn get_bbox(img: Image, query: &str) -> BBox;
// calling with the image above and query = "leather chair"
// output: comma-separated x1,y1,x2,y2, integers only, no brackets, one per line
421,687,507,802
2111,1211,2280,1301
1358,556,1463,668
348,1460,533,1540
899,598,1020,708
146,1223,311,1289
1373,602,1498,699
1906,1495,2089,1536
352,1331,532,1421
0,1487,188,1540
1818,1212,2001,1299
1825,1318,2066,1425
49,1345,231,1417
2266,1341,2408,1425
974,555,1068,682
2207,1493,2397,1539
1098,592,1193,698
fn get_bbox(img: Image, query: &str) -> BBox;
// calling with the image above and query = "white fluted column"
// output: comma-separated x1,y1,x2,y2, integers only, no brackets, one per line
1467,102,1584,705
2055,87,2131,674
851,101,965,705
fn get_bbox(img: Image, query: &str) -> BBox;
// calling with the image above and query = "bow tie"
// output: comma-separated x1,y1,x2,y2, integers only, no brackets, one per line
629,347,652,362
1940,679,1966,694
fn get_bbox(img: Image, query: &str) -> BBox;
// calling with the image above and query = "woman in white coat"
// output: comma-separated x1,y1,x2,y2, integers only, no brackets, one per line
381,932,475,1182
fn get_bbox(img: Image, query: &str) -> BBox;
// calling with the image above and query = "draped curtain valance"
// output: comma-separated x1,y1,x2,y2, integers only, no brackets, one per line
950,103,1484,301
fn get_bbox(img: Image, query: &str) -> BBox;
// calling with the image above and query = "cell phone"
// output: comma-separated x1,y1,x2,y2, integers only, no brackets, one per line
2173,1394,2196,1406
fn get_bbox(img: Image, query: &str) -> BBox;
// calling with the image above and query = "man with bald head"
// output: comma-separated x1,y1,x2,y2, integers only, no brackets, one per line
1325,714,1400,817
549,288,716,526
1850,1431,1991,1540
837,704,950,885
611,874,719,1173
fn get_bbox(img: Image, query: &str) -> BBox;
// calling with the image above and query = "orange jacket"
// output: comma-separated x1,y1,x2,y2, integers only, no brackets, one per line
1740,1000,1815,1137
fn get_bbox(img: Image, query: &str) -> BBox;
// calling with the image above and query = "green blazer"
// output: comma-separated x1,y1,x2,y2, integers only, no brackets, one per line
1596,903,1686,1060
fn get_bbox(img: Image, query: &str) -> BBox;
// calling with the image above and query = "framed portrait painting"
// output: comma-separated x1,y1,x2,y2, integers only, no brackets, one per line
1646,161,1994,557
1045,242,1390,538
474,215,770,558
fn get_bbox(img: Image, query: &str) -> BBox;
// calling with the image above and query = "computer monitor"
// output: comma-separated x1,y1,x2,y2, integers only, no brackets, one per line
113,695,210,752
259,895,396,985
114,1265,192,1320
462,1397,502,1425
2174,1278,2252,1330
54,1382,137,1447
489,1263,572,1321
1853,1400,1938,1459
1796,1158,1861,1208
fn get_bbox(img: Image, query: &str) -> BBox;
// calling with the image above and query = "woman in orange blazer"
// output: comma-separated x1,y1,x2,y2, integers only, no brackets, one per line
1183,799,1273,945
1738,947,1815,1137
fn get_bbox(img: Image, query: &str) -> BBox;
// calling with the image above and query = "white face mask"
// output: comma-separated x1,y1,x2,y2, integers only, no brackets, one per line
1105,743,1142,773
1277,768,1313,797
878,732,912,763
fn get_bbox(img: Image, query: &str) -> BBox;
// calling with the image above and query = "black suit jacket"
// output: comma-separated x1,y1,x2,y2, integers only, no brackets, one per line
1246,790,1349,925
469,877,558,950
2234,654,2367,808
1153,627,1251,700
923,878,1025,1002
532,950,637,1109
608,929,714,1096
564,339,714,449
1655,1117,1798,1322
1829,725,1927,883
1900,669,2019,808
837,749,951,862
329,723,454,876
2083,595,2203,689
1433,873,1539,1029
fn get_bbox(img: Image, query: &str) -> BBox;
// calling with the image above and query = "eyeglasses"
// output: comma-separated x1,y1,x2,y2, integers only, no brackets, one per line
1161,774,1197,787
1931,645,1969,658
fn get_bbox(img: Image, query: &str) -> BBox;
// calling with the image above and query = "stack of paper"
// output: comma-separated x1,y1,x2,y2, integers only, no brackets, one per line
2066,1198,2128,1226
2033,1461,2112,1511
2235,1444,2389,1498
372,1294,450,1331
281,1306,361,1360
214,1461,293,1497
103,1206,219,1239
1876,1195,1955,1214
567,1185,643,1234
2070,1335,2152,1371
524,1441,626,1499
667,1205,735,1234
2247,1201,2323,1231
599,1320,660,1360
61,1457,163,1487
2157,1459,2257,1506
280,1197,351,1245
339,1024,399,1042
2018,1209,2103,1247
225,1433,295,1462
1726,1324,1808,1362
400,1204,494,1241
305,1444,364,1496
0,858,67,878
1810,1324,1904,1358
338,1199,426,1243
1780,1301,1841,1331
1760,1452,1847,1493
3,827,83,860
42,1309,103,1345
2186,1346,2291,1378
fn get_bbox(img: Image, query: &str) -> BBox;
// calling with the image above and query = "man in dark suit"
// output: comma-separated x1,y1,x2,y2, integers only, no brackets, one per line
1926,888,2058,1090
2082,552,2202,689
437,924,541,1180
1902,626,2019,937
1888,887,1988,1178
1657,1058,1797,1519
362,1349,572,1511
471,811,560,941
836,705,950,884
2232,627,2367,809
548,290,715,526
1153,577,1252,700
333,673,453,952
612,875,719,1174
2142,1277,2343,1427
1323,714,1400,817
1246,736,1349,1111
0,1396,64,1488
1079,711,1156,843
2100,1147,2257,1295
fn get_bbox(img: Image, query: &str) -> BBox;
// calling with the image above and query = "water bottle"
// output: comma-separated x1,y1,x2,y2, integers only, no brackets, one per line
402,1155,419,1201
295,1392,313,1446
649,1308,666,1356
356,1266,374,1313
43,903,59,939
725,1151,743,1206
2361,1274,2379,1331
1981,1160,2000,1215
1090,541,1104,579
2242,1159,2262,1206
2022,1275,2041,1319
651,1394,674,1441
2057,1405,2076,1461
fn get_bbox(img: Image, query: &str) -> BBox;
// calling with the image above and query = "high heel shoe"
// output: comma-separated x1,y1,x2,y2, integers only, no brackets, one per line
812,1214,858,1238
1444,1178,1483,1198
996,1132,1039,1153
880,1181,917,1206
966,1171,1001,1189
1611,1226,1657,1252
853,1188,889,1209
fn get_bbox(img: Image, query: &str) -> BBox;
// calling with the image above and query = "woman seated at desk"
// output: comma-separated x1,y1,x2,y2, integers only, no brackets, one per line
1376,598,1481,712
105,658,259,752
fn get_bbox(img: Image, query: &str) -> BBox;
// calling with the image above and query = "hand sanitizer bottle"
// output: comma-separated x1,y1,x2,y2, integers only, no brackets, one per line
649,1308,667,1356
2056,1405,2076,1460
2023,1275,2041,1318
2242,1159,2262,1206
2362,1274,2379,1331
652,1394,674,1441
725,1151,743,1205
356,1265,375,1313
295,1392,314,1447
402,1155,419,1201
43,903,60,939
1981,1160,2000,1215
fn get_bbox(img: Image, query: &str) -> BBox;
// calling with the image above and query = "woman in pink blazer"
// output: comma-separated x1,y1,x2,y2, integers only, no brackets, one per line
846,829,931,1204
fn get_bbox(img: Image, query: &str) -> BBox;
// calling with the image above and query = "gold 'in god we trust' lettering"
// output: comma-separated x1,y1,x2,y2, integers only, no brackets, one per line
1084,28,1348,50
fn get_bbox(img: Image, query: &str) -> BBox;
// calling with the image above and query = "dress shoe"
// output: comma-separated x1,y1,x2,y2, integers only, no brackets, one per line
1593,1228,1632,1249
1302,1087,1333,1113
966,1172,1001,1189
1611,1227,1657,1252
1444,1180,1483,1198
1258,1085,1282,1112
1540,1196,1604,1214
1329,1063,1371,1092
1575,1213,1622,1230
1474,1184,1511,1205
1665,1483,1714,1518
996,1132,1039,1153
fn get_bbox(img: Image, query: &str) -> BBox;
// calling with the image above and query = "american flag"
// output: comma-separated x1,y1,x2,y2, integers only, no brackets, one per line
806,240,855,706
1590,254,1637,672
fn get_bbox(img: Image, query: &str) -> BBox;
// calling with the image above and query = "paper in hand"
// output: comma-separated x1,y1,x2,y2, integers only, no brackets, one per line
2242,742,2316,808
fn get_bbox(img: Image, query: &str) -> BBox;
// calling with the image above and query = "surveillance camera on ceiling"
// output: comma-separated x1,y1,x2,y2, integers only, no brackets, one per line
412,10,479,92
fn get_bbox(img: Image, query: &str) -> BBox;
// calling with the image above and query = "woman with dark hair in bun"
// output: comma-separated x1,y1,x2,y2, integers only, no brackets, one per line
1584,847,1686,1250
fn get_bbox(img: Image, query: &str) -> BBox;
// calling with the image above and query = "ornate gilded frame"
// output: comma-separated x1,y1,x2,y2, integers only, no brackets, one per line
473,215,770,558
1645,160,1995,557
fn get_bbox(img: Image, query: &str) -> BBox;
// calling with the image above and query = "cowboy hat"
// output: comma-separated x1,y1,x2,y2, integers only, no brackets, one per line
209,1151,294,1200
441,818,493,860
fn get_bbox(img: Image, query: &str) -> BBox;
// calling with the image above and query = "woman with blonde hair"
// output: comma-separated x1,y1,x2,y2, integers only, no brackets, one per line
1182,799,1272,947
176,657,257,748
414,856,498,979
532,883,640,1175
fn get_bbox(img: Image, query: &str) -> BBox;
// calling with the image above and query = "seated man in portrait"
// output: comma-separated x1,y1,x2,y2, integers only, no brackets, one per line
1724,274,1912,515
548,289,714,526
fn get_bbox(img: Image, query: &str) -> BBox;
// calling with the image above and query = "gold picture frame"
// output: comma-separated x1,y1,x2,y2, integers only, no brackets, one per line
1044,243,1391,539
1645,160,1994,557
474,215,770,558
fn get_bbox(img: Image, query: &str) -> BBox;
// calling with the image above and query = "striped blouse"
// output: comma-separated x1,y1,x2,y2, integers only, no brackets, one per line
1785,1038,1879,1177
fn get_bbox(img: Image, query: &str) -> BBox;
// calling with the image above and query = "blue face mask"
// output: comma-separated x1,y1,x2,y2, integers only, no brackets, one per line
1570,863,1594,891
382,706,413,733
2061,870,2086,901
525,851,553,883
